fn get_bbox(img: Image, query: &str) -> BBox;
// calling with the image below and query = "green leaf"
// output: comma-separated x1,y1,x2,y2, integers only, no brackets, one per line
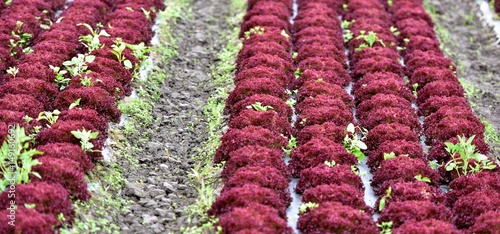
24,203,36,209
123,60,133,69
379,197,386,211
85,55,96,63
445,162,456,171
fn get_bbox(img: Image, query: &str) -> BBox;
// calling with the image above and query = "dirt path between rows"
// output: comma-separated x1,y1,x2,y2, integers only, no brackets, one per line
425,0,500,159
113,0,231,232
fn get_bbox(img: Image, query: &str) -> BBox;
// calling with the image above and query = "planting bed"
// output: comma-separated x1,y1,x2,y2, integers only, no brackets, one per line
1,0,500,233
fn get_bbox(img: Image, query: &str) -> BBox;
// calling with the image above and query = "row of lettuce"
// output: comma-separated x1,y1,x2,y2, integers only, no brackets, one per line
209,0,500,233
0,0,165,232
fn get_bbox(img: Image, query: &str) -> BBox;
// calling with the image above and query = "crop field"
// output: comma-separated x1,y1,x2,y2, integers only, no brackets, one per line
0,0,500,233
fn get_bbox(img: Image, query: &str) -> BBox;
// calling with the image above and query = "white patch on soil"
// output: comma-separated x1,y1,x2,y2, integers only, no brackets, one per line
475,0,500,44
286,178,301,234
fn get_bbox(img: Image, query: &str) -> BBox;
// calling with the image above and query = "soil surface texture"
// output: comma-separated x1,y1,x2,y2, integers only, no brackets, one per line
113,0,231,232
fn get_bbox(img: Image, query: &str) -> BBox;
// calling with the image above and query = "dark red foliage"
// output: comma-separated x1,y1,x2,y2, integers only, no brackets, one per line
11,62,53,82
365,123,419,150
405,36,441,55
86,57,132,93
208,184,286,218
91,47,141,68
214,126,288,164
344,8,391,22
298,202,378,234
392,6,434,27
247,0,292,11
228,94,292,119
292,26,342,44
31,40,78,57
452,189,500,229
289,138,358,177
243,1,291,22
0,94,44,118
410,67,458,90
379,201,452,228
225,78,287,107
236,42,292,66
37,143,94,172
294,15,341,33
298,1,344,14
36,120,104,161
58,108,108,136
419,96,469,117
395,17,429,30
234,66,292,88
368,140,424,170
424,106,482,131
0,207,59,234
0,110,40,131
359,107,420,131
0,182,74,221
496,0,500,13
53,87,121,122
297,122,345,145
398,27,436,43
346,0,385,10
223,166,291,205
32,156,89,201
348,33,397,52
107,9,155,27
295,106,354,130
216,203,292,234
34,26,80,45
296,95,350,115
417,81,465,105
294,35,344,52
292,69,350,88
68,73,126,99
105,28,151,45
0,79,58,109
351,56,403,79
446,172,500,207
21,53,68,69
405,52,455,76
352,72,400,91
424,117,485,145
375,181,444,211
295,43,346,68
297,57,350,82
228,109,292,136
354,78,415,104
428,136,489,163
356,94,412,120
350,47,400,67
470,210,500,234
350,24,391,38
295,164,363,193
371,157,439,189
237,53,294,74
239,15,291,38
302,184,370,212
295,9,338,24
243,27,292,51
393,219,462,234
221,145,289,181
233,229,266,234
349,17,389,31
297,80,353,107
0,123,7,143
